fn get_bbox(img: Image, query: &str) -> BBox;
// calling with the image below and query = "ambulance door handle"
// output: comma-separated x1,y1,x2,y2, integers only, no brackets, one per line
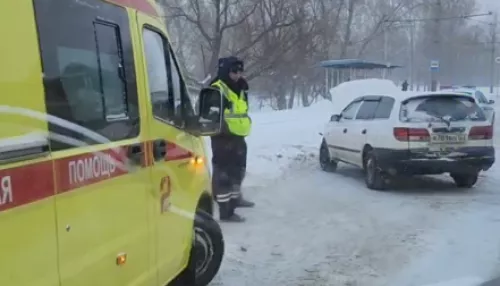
128,143,144,166
153,139,167,161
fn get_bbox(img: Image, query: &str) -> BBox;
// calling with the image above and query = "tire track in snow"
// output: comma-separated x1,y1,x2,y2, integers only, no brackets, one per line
212,164,438,285
213,155,500,286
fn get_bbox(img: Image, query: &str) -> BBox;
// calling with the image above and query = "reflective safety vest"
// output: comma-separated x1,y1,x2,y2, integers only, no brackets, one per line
211,80,252,136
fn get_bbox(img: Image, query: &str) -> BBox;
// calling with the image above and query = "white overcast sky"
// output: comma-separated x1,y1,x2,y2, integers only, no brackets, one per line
478,0,500,13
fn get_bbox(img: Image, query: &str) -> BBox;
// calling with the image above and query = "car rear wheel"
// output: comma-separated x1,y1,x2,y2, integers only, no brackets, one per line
450,172,479,188
364,151,386,190
319,139,337,172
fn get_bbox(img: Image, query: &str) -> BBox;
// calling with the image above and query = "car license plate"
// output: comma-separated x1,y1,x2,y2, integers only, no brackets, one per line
430,133,467,144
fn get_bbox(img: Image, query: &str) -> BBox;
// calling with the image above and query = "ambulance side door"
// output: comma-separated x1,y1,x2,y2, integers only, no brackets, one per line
34,0,153,285
134,13,198,283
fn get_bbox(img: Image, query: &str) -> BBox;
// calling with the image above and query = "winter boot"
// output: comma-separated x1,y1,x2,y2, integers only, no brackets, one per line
219,201,246,223
220,213,246,223
234,185,255,208
236,197,255,208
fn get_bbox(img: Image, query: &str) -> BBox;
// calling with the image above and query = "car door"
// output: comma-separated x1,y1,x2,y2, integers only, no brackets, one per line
334,100,362,162
136,12,198,284
324,114,342,159
475,90,494,122
349,98,380,166
34,1,153,285
369,96,397,151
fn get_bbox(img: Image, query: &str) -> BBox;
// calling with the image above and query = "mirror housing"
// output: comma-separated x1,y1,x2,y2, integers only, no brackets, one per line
330,114,341,122
489,99,495,104
187,87,224,136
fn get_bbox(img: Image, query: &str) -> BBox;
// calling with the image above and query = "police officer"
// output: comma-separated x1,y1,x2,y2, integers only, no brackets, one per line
234,76,255,209
210,56,253,222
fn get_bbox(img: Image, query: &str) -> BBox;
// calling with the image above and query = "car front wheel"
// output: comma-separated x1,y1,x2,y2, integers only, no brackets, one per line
187,210,224,286
319,139,338,172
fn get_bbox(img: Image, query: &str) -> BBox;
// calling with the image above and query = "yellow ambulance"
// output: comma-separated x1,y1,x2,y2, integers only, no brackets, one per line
0,0,226,285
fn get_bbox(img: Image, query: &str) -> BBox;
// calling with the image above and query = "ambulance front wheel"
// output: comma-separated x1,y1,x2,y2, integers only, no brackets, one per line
191,210,225,286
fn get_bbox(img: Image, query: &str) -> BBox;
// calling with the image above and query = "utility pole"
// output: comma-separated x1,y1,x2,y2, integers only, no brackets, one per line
387,11,492,91
490,13,497,94
383,27,388,79
430,0,442,91
409,23,415,90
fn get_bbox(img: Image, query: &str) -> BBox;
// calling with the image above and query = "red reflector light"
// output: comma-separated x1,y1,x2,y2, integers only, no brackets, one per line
393,127,430,142
468,126,493,140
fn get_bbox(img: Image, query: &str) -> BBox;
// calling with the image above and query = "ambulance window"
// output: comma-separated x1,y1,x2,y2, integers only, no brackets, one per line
143,29,173,122
169,52,182,116
94,22,128,120
34,0,140,151
167,46,195,121
143,27,192,127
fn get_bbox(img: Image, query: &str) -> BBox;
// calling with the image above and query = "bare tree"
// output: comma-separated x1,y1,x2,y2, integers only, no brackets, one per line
157,0,493,110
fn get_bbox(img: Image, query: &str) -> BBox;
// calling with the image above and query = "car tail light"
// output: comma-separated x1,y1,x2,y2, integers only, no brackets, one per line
393,127,430,142
468,126,493,140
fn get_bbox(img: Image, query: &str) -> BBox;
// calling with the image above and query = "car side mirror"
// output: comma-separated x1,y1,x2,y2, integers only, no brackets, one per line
330,114,341,122
187,87,223,136
489,99,495,104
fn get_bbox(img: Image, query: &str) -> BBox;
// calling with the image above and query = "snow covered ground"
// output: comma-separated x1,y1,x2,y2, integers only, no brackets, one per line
208,86,500,286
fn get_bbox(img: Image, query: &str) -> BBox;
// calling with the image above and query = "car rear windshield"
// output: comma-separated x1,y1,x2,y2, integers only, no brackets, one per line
400,95,487,122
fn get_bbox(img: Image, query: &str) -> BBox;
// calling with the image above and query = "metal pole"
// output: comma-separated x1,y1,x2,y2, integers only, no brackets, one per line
383,27,388,79
409,23,415,90
430,0,442,91
325,68,329,93
490,13,497,94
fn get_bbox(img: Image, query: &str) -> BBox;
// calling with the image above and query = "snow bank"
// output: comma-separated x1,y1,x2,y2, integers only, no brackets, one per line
205,81,500,187
329,78,401,113
244,102,334,186
204,100,334,187
419,277,484,286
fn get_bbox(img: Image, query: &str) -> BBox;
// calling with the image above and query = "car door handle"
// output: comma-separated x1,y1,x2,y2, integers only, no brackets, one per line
343,128,347,133
128,143,144,165
362,129,367,134
153,139,167,161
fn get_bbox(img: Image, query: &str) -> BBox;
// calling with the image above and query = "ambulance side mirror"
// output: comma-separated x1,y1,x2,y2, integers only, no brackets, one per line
192,87,224,136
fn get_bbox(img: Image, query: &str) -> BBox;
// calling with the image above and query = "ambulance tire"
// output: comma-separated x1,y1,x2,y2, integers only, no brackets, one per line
191,210,224,286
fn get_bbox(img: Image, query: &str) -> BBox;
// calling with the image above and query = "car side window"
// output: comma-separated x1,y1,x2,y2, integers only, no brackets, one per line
341,101,362,120
167,46,194,119
35,0,140,151
474,91,488,104
374,97,395,119
355,100,379,120
143,28,193,128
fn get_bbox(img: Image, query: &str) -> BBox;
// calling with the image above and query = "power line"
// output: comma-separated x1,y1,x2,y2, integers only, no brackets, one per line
384,12,492,23
467,18,492,26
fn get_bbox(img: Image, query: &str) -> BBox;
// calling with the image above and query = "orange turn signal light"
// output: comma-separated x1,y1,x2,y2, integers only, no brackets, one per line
190,156,204,166
116,253,127,266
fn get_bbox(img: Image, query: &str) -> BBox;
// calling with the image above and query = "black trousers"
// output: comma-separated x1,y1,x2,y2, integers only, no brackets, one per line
211,135,247,216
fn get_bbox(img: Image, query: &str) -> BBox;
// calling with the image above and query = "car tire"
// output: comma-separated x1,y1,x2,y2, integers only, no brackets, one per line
185,210,224,286
364,151,386,190
451,172,479,188
319,139,338,172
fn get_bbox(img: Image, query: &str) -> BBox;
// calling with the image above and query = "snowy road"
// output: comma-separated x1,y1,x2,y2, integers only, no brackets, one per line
211,160,500,286
208,99,500,286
